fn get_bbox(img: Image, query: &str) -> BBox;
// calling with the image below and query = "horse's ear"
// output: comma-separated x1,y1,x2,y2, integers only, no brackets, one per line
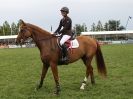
19,19,26,26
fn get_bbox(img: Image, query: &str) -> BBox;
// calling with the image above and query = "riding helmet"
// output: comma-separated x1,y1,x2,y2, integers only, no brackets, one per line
60,7,69,13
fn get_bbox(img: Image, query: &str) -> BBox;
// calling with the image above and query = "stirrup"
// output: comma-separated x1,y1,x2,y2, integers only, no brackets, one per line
61,57,68,64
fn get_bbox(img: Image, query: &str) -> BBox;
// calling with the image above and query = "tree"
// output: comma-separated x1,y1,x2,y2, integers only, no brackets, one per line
91,21,104,31
11,22,18,35
90,23,96,31
82,23,88,32
118,26,125,30
0,21,19,35
108,20,118,31
91,20,125,31
0,26,3,36
74,23,87,36
96,21,103,31
3,21,11,35
104,22,109,31
106,20,125,31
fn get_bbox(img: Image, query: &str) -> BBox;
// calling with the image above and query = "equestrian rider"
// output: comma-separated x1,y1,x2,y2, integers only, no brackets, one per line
54,7,72,63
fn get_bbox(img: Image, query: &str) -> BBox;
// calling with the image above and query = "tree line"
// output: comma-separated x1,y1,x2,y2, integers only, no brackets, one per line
90,20,125,31
0,19,125,36
0,21,19,36
74,20,125,35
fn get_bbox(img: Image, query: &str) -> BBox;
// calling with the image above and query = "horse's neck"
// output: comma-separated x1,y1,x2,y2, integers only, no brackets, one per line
31,29,53,51
32,30,51,39
27,23,50,40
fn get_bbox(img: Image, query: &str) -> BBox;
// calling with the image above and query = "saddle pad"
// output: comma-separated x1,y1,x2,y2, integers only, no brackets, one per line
69,39,79,48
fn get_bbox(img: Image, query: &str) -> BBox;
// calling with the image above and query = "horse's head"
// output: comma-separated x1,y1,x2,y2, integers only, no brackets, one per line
16,19,32,44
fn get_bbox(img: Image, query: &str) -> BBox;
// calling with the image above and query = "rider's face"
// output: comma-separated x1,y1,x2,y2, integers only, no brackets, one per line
61,11,67,17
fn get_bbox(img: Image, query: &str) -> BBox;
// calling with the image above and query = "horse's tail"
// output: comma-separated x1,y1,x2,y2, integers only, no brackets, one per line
95,41,107,77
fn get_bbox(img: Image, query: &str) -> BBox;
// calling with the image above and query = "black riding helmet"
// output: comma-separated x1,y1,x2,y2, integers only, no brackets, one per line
60,7,69,13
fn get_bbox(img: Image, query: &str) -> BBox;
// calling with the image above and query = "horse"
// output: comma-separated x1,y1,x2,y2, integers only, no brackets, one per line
16,20,107,95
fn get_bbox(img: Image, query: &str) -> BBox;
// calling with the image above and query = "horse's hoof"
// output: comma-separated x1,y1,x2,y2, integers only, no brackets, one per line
80,87,85,90
53,89,61,96
34,88,38,92
91,80,95,85
35,84,42,91
34,87,39,92
53,91,60,96
80,83,86,90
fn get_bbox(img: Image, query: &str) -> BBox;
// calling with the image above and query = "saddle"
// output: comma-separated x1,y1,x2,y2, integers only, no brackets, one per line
57,38,79,65
57,38,79,49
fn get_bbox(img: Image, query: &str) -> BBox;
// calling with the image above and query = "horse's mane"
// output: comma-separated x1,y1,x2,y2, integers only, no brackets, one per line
26,23,51,36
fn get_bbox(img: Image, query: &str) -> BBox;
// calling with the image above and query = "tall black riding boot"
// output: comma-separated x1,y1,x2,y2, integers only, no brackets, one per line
61,44,68,63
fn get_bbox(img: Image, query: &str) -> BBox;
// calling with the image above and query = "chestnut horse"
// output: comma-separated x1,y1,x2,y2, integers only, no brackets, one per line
16,20,107,95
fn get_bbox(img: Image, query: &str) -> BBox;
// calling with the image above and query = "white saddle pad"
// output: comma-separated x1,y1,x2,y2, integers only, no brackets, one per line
69,39,79,48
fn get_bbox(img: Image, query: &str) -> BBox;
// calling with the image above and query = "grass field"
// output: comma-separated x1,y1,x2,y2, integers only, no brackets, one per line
0,44,133,99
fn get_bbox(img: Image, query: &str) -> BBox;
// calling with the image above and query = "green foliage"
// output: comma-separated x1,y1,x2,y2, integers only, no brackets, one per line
3,21,11,35
0,44,133,99
96,21,104,31
0,26,3,35
91,20,125,31
107,20,124,31
0,21,19,36
104,22,109,31
74,23,87,35
11,22,19,35
90,23,96,31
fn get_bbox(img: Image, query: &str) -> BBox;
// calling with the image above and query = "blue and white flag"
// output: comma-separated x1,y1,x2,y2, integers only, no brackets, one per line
129,16,132,19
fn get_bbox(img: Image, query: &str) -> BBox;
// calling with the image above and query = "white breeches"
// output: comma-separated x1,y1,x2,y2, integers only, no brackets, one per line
60,35,71,45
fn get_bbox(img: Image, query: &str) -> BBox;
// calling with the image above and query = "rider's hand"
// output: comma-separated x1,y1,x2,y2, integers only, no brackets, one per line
52,33,57,37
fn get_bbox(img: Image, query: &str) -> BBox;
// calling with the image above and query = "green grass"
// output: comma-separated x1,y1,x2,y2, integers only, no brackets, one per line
0,44,133,99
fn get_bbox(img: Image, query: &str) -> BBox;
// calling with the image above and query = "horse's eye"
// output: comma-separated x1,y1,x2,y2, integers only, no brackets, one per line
20,29,26,33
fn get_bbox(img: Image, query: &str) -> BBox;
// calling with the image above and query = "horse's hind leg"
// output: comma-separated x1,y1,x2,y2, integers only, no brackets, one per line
89,64,95,85
86,56,95,85
80,56,95,90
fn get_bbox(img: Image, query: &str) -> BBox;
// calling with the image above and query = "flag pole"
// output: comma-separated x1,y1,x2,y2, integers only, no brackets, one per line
125,16,132,30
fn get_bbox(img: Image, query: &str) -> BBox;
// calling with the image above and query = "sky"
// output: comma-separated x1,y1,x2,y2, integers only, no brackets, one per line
0,0,133,32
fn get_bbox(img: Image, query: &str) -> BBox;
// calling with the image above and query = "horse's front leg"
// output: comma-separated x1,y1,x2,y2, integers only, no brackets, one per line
36,63,49,90
50,62,60,95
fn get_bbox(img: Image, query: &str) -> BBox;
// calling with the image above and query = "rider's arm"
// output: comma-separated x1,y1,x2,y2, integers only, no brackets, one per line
54,20,62,34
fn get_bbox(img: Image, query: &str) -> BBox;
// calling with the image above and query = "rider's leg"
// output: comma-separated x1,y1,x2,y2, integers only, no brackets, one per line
61,44,67,58
60,35,71,46
60,35,71,62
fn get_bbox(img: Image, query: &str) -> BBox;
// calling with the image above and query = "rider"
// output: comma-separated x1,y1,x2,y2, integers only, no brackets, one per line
54,7,72,63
